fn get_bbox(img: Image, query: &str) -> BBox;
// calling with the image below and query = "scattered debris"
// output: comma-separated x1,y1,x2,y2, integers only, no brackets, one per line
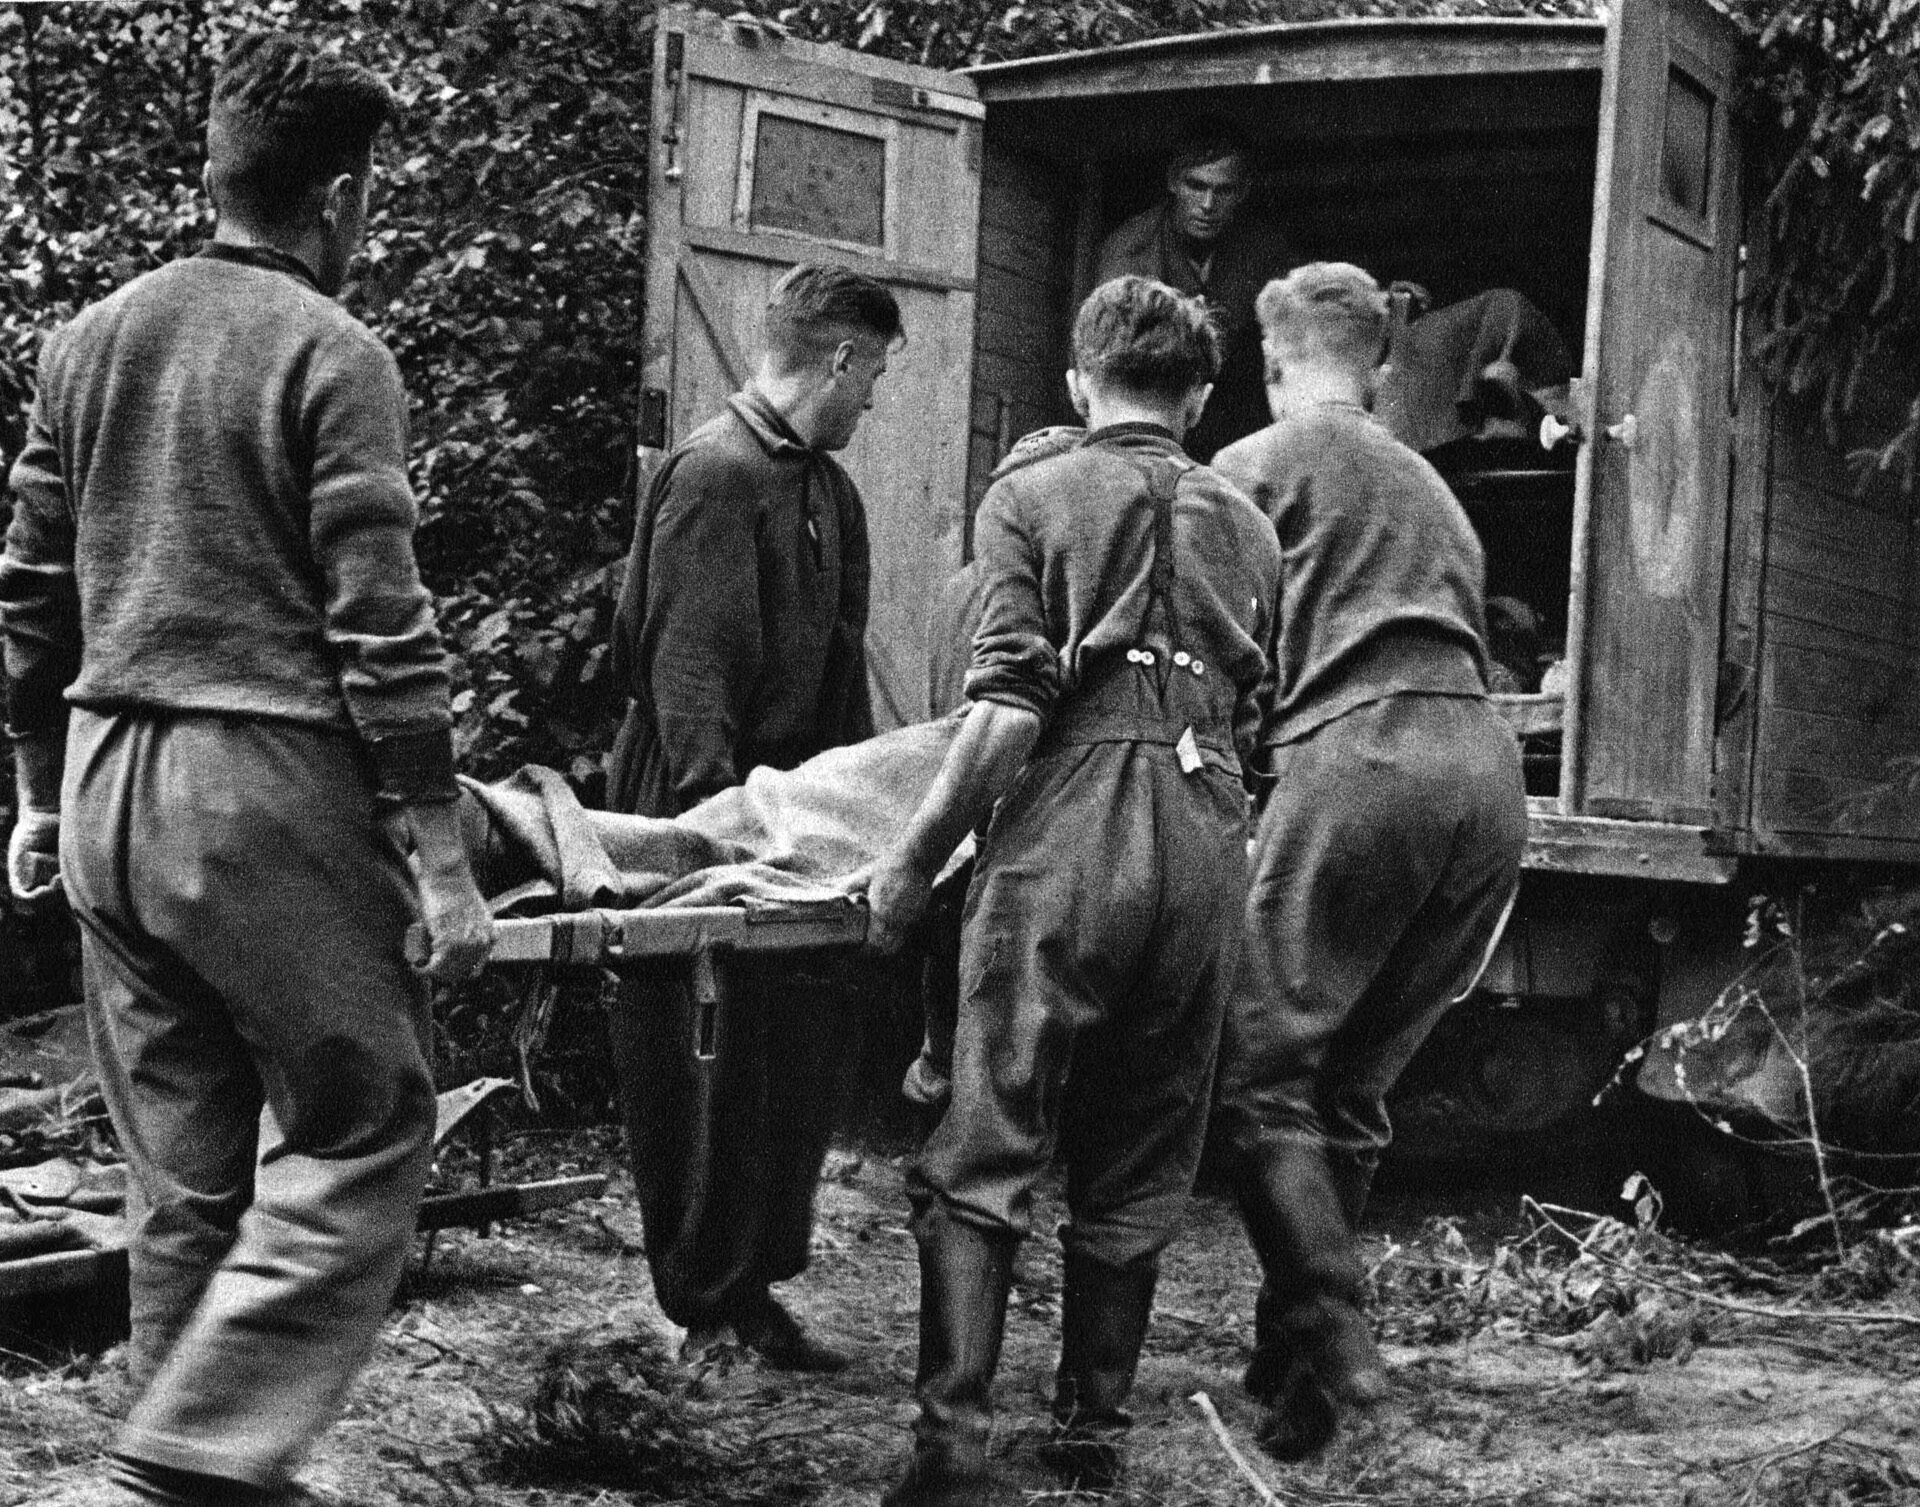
484,1330,823,1505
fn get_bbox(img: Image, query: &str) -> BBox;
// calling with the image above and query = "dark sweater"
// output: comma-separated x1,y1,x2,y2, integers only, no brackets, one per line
605,388,872,816
1211,399,1489,749
1094,204,1298,461
967,422,1281,769
0,244,454,800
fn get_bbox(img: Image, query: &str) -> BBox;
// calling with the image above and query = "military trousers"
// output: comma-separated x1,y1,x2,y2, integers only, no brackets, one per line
913,737,1250,1271
61,709,438,1491
1217,693,1527,1313
609,956,855,1329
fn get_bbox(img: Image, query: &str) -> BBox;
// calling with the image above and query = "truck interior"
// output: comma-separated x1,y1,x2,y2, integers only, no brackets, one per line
969,50,1607,797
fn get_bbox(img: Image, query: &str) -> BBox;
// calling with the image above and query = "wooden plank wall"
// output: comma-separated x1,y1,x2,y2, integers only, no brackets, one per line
1750,410,1920,849
965,142,1077,529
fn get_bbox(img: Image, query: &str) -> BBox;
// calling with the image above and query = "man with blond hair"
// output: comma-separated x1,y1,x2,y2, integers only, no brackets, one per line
859,274,1281,1505
1212,262,1527,1461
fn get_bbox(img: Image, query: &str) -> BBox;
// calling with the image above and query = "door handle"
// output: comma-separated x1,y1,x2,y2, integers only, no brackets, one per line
1539,412,1581,450
1604,413,1639,449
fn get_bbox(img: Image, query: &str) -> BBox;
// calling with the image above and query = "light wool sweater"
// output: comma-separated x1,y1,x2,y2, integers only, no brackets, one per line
0,243,455,800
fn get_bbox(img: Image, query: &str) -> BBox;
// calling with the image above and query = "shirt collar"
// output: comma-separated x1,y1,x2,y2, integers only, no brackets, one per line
728,386,813,457
1299,397,1376,421
199,240,323,293
1085,420,1185,451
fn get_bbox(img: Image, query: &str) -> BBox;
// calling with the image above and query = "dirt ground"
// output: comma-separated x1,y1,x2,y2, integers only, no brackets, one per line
5,1126,1918,1507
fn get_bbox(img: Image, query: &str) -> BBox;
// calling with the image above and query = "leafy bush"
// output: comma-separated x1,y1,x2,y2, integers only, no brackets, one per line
0,0,647,800
1731,0,1920,489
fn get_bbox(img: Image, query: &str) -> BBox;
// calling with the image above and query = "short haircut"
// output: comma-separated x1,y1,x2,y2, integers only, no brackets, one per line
1255,262,1391,369
764,263,905,369
1072,275,1222,400
1167,115,1252,176
208,33,394,231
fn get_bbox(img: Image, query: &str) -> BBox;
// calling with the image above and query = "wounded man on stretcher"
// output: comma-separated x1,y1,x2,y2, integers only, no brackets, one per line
452,714,967,931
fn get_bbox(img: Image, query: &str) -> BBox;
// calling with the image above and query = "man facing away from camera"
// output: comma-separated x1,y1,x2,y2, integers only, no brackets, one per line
854,274,1281,1506
1,32,492,1507
603,263,901,1371
1210,263,1527,1462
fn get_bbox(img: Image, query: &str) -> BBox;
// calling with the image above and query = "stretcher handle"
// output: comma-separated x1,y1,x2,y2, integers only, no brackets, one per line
404,896,869,972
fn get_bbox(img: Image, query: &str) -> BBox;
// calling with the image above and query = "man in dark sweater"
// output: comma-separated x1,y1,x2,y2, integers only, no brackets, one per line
857,276,1282,1506
1211,263,1527,1460
1,35,492,1507
1094,119,1296,462
603,264,899,1369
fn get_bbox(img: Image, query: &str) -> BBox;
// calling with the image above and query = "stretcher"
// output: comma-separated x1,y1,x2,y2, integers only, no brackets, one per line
409,895,871,972
404,897,871,1245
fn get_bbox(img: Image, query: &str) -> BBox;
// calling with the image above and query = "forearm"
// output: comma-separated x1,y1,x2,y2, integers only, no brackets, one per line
393,789,495,983
10,732,62,813
395,794,476,881
893,698,1042,877
309,328,457,770
1,416,82,750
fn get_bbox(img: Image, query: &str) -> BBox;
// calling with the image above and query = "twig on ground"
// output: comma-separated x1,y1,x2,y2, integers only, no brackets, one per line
1713,1380,1913,1474
392,1323,470,1365
1523,1200,1920,1330
1189,1391,1284,1507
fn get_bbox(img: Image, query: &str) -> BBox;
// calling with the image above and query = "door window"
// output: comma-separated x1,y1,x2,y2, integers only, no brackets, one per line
1660,65,1715,222
737,98,896,254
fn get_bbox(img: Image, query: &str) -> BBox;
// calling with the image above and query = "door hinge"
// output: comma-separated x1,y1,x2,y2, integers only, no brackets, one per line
661,31,686,182
638,387,668,453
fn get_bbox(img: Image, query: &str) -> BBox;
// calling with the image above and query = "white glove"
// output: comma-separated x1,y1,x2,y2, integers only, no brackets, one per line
7,809,61,907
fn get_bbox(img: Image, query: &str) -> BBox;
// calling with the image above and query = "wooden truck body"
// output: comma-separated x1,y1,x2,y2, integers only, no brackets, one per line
638,0,1920,1025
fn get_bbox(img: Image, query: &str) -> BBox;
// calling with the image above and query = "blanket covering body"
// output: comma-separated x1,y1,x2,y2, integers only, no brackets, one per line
461,715,965,912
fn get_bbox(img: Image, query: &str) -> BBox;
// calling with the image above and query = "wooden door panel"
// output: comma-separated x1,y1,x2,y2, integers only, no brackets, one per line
642,9,983,730
1568,0,1741,825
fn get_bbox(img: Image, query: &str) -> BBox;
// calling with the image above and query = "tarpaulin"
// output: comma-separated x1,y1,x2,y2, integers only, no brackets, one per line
459,714,964,913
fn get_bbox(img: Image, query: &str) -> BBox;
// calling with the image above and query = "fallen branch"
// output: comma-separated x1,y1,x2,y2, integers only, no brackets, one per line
1190,1390,1284,1507
1523,1200,1920,1331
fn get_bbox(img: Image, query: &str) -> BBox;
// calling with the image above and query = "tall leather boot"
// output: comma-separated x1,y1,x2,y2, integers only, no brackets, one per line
1238,1143,1376,1403
882,1207,1019,1507
1041,1251,1159,1494
1233,1138,1389,1460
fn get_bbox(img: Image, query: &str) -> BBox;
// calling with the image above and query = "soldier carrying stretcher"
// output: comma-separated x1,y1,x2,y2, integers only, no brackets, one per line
852,274,1283,1506
1,33,492,1505
1211,262,1529,1460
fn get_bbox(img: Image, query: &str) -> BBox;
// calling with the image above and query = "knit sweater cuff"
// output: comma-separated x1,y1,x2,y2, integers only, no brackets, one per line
365,727,460,806
3,676,69,743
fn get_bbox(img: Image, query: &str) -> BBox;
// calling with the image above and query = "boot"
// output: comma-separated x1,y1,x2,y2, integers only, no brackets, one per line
1241,1278,1294,1402
1253,1354,1341,1462
1283,1292,1389,1410
1040,1251,1159,1494
1242,1155,1372,1402
882,1208,1019,1507
730,1290,852,1373
1232,1139,1389,1424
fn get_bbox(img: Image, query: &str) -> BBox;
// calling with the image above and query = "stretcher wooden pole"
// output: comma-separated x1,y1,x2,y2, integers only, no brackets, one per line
406,896,869,971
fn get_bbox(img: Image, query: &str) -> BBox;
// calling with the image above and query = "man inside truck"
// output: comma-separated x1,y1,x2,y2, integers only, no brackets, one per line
1098,120,1576,461
1094,117,1293,462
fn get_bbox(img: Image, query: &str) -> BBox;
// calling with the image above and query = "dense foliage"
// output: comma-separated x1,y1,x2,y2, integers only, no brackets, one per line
732,0,1596,67
0,0,648,797
1730,0,1920,488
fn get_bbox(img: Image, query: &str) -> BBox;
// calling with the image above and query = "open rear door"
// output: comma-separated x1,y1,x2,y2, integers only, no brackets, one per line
1563,0,1743,825
640,8,983,728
